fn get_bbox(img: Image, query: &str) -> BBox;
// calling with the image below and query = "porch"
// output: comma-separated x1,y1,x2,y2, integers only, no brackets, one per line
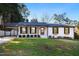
17,26,48,38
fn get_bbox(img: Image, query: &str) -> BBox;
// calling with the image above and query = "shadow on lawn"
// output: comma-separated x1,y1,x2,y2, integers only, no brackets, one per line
0,39,79,56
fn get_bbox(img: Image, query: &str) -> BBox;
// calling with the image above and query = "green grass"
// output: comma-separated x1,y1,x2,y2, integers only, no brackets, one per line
0,38,79,56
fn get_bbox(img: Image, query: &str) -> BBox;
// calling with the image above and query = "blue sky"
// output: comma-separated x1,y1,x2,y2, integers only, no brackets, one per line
26,3,79,22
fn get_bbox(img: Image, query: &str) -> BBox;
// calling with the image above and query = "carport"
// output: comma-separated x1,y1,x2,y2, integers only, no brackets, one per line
0,23,18,37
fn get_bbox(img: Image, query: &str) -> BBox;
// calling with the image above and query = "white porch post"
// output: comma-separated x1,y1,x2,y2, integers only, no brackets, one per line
28,26,30,34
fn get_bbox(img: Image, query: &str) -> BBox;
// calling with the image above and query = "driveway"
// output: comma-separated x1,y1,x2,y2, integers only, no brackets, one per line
0,37,16,44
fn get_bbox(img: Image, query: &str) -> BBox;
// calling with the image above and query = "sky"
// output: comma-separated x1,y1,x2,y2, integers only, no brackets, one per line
26,3,79,22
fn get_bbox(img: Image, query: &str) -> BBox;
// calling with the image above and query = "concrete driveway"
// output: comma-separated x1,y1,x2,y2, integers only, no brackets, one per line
0,37,16,44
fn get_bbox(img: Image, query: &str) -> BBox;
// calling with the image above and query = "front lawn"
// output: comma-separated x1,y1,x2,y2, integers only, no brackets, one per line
0,38,79,56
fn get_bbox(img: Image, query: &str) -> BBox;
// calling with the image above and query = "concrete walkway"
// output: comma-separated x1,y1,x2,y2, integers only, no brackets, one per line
0,37,16,44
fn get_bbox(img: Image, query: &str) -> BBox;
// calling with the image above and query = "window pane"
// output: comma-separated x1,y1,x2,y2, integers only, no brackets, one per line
20,27,26,34
22,27,26,34
32,27,35,33
40,27,44,35
53,27,58,34
64,27,69,34
30,27,36,34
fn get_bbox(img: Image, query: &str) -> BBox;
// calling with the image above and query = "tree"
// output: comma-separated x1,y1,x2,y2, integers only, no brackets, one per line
41,13,50,23
53,13,66,24
31,18,38,22
73,20,78,25
0,3,30,23
18,3,30,22
25,19,29,22
64,17,72,24
53,13,79,25
0,3,30,36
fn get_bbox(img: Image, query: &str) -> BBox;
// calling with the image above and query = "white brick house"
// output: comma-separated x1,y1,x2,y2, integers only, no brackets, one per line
17,22,75,39
0,22,75,39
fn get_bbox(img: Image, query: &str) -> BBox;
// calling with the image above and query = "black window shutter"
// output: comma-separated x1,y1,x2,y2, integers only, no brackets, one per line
57,27,58,34
26,27,27,33
35,27,36,33
68,27,70,34
52,27,54,34
20,27,22,33
30,27,31,34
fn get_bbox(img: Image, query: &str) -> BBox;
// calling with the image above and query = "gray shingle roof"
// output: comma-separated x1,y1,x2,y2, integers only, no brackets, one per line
17,22,48,26
4,22,75,27
4,23,18,27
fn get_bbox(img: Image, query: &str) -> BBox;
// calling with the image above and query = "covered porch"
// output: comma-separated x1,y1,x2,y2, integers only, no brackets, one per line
17,26,48,38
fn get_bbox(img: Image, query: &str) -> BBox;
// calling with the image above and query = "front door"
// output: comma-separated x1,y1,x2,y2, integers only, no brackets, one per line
39,27,47,38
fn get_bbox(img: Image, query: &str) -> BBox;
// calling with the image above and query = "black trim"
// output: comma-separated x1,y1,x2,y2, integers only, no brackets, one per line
25,27,28,34
30,27,31,34
47,27,48,37
20,27,22,34
35,27,36,33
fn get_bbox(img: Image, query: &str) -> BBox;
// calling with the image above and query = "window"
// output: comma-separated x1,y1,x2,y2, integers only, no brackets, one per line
30,27,36,34
53,27,58,34
20,27,27,34
64,27,70,34
40,27,44,35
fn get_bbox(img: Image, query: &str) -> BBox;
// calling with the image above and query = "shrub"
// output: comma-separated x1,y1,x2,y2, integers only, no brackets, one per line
48,36,54,39
63,37,72,39
74,32,79,39
57,36,63,39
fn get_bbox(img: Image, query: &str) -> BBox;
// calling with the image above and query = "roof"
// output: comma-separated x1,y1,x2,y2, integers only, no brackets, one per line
47,24,65,27
17,22,75,27
17,22,48,26
5,23,18,27
3,22,75,27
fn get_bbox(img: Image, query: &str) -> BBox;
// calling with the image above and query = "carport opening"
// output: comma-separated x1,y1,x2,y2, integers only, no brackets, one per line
0,25,17,37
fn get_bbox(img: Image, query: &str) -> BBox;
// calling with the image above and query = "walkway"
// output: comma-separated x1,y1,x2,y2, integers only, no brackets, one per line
0,37,16,44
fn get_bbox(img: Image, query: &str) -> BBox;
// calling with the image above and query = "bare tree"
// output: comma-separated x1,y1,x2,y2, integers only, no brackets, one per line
53,13,66,24
41,13,50,23
31,18,38,22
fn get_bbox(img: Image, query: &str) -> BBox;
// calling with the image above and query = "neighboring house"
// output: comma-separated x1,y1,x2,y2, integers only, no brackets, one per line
1,22,75,39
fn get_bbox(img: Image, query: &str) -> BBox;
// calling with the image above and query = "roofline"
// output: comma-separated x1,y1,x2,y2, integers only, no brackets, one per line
17,25,75,27
0,22,75,27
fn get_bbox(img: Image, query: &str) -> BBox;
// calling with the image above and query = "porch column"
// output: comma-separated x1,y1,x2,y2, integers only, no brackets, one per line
28,26,30,34
36,27,39,35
